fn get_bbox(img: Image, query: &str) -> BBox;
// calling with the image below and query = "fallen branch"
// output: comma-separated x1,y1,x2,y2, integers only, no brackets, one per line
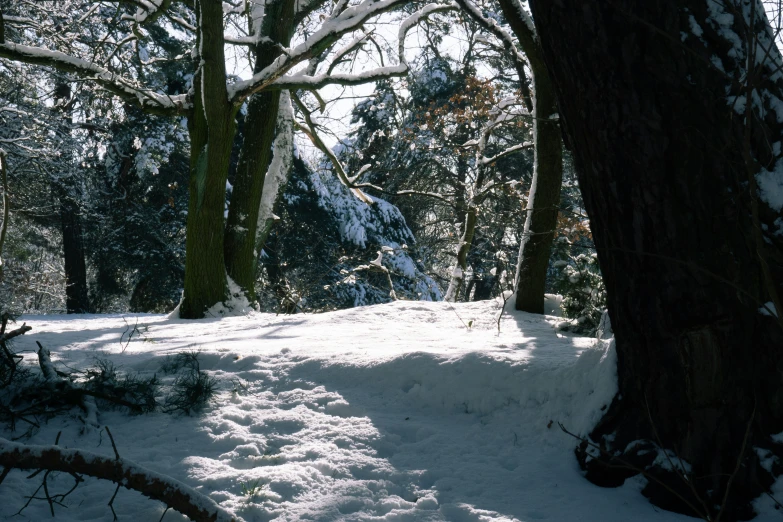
0,323,32,343
37,341,98,425
0,322,31,387
0,436,238,522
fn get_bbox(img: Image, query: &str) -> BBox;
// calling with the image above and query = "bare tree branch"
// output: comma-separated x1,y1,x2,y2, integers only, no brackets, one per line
0,438,238,522
0,42,186,115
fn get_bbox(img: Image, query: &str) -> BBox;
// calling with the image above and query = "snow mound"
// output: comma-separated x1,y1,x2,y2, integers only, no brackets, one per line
2,300,690,522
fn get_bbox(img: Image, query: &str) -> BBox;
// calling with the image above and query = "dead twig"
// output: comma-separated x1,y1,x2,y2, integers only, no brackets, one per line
497,291,511,334
105,426,120,460
120,316,141,353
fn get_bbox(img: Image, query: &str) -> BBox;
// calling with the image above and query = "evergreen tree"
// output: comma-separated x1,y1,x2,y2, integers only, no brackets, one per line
260,156,441,312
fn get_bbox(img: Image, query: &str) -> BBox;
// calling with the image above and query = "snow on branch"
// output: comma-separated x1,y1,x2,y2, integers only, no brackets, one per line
0,42,186,116
461,97,531,166
0,150,8,276
167,13,197,32
326,32,371,74
229,0,409,102
292,92,377,203
281,2,460,203
121,0,171,25
0,437,238,522
224,35,273,46
2,15,36,29
398,2,458,66
480,141,533,166
299,0,360,77
272,64,408,90
505,0,536,39
228,0,456,102
396,189,455,205
257,90,294,244
452,0,528,69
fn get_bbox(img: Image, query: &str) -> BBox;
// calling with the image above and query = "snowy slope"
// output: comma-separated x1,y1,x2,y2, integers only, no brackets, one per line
0,299,695,521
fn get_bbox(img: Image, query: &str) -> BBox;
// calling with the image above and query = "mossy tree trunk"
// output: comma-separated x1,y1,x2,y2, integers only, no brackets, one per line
528,0,783,518
179,0,237,318
224,0,296,302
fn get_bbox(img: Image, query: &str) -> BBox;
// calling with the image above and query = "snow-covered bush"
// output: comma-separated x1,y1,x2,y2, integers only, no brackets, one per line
552,252,606,333
259,157,441,312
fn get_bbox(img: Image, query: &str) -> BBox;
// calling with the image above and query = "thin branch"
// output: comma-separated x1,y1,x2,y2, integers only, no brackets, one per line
292,91,375,203
480,141,533,166
105,427,120,460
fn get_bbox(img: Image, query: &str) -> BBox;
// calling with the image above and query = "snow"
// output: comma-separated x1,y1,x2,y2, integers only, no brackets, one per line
688,14,704,38
205,275,259,317
257,90,294,243
0,42,188,111
309,167,407,250
756,160,783,212
227,0,413,101
272,65,409,91
0,300,699,521
249,0,266,40
759,301,779,317
398,4,458,67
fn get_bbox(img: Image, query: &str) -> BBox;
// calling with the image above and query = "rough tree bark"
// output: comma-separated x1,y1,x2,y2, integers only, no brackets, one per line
179,0,237,318
528,0,783,519
223,0,296,302
496,0,563,315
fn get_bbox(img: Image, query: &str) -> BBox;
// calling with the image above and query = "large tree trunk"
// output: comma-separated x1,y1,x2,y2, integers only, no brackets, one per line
224,0,296,302
528,0,783,518
58,185,89,313
179,0,237,318
497,0,564,315
53,82,89,314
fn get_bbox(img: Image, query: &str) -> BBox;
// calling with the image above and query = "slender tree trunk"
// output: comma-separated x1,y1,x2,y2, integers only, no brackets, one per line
224,0,296,302
444,154,473,301
497,0,564,315
179,0,237,318
445,205,477,301
528,0,783,518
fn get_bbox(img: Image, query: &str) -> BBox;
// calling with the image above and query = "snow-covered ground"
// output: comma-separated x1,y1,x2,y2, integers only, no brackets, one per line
1,298,696,521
